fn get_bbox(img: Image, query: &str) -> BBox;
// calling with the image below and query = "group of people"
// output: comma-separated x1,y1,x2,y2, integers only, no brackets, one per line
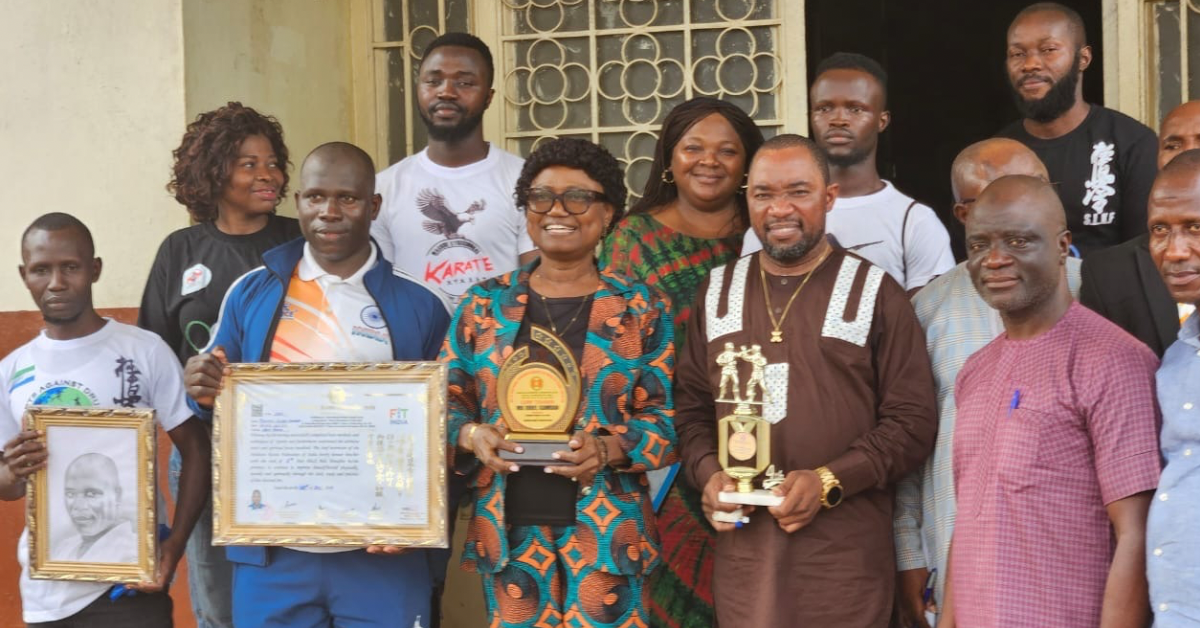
0,2,1198,627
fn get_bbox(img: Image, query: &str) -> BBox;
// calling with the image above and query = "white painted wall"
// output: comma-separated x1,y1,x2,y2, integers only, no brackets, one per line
0,0,188,310
183,0,354,217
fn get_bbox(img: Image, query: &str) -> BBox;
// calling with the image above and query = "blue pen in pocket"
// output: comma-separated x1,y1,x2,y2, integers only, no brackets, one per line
1007,389,1021,418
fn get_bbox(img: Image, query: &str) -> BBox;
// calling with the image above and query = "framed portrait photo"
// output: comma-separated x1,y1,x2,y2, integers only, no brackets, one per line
25,407,157,583
212,361,448,548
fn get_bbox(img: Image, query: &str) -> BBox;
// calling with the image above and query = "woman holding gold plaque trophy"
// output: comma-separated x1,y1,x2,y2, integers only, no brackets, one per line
442,138,676,627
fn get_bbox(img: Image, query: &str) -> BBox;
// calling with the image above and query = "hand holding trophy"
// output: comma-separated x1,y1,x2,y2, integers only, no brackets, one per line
712,343,784,525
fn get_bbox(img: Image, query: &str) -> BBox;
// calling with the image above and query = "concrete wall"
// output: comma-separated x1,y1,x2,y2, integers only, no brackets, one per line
0,2,355,624
183,0,355,217
0,0,355,314
0,0,188,312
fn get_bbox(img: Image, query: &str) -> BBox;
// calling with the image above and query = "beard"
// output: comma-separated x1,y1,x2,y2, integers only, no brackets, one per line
1011,51,1082,123
419,104,484,142
760,226,824,264
825,141,873,169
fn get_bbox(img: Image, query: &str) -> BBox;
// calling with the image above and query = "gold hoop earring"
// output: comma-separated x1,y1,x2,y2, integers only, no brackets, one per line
739,171,748,192
661,169,675,184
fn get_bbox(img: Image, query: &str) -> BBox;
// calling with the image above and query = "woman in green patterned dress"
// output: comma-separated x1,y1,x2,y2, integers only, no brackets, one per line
599,97,763,628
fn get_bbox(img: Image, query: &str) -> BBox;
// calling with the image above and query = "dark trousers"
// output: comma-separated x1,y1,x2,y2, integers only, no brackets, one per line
28,591,172,628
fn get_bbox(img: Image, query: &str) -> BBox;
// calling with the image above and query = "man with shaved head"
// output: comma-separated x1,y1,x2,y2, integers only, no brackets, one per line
57,453,137,563
1159,101,1200,168
939,175,1161,628
1144,149,1200,625
1079,100,1200,357
997,3,1157,256
892,138,1082,627
184,142,450,626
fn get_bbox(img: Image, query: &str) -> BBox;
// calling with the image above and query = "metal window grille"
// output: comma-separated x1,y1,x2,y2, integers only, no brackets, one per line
487,0,800,199
1148,0,1200,127
368,0,471,166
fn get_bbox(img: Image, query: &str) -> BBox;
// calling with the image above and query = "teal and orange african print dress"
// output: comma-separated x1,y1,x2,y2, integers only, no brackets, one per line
442,261,677,628
600,212,744,628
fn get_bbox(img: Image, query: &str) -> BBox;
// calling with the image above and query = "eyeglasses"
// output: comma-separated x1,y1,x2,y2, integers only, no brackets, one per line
525,188,609,215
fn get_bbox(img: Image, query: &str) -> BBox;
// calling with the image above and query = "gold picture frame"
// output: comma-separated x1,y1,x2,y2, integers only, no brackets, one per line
212,361,448,548
26,407,157,583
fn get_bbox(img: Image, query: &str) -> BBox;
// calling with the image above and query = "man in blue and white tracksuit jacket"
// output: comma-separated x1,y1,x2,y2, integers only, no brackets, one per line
185,142,451,627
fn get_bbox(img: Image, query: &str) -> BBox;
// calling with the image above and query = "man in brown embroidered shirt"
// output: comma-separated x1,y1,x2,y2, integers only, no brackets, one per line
675,134,938,626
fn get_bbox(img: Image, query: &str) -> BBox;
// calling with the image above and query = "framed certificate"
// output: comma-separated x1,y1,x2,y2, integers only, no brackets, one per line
25,407,158,583
212,362,448,548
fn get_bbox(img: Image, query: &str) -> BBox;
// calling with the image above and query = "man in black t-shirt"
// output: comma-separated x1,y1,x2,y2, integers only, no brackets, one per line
995,2,1157,257
1079,101,1200,356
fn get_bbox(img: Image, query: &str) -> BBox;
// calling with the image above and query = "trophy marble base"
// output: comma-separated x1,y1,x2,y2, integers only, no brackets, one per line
713,490,783,525
719,489,784,507
499,440,571,466
712,509,749,524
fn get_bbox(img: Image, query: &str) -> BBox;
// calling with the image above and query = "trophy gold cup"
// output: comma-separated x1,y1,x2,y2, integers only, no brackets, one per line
712,343,785,525
496,326,582,466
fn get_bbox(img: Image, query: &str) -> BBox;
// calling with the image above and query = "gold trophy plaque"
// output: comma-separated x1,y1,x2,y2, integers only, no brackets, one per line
496,325,582,466
713,343,784,524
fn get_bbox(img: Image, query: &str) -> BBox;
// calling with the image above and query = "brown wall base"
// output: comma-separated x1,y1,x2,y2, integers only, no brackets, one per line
0,309,485,626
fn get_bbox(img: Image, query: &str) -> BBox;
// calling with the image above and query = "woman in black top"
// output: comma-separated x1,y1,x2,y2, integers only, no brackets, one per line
138,102,300,628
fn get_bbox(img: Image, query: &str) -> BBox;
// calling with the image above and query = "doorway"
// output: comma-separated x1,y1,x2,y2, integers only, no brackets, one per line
805,0,1104,259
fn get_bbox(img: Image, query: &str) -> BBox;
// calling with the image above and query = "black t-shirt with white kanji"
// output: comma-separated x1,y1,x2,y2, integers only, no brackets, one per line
997,105,1158,257
138,214,301,365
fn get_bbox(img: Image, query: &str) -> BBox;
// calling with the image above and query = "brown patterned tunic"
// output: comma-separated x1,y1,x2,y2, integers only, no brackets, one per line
675,247,937,627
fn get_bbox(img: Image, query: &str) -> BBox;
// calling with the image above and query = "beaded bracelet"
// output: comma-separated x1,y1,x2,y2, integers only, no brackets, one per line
593,432,609,468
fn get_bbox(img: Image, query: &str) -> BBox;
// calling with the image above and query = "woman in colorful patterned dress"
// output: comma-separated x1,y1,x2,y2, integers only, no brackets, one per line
442,138,676,627
600,97,764,628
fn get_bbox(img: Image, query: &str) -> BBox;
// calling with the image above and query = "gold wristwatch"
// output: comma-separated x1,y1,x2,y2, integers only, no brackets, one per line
814,466,844,509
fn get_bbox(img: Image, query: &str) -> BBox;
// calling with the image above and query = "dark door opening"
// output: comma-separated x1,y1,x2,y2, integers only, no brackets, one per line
805,0,1104,259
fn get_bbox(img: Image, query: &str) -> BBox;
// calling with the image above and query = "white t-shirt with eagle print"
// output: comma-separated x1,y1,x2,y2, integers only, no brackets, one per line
372,145,536,309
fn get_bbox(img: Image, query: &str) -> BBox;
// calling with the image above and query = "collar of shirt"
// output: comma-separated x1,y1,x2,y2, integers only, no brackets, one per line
1179,309,1199,350
297,242,377,288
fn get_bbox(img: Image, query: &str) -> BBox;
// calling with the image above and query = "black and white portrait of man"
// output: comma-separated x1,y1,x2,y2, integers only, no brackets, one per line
45,424,141,566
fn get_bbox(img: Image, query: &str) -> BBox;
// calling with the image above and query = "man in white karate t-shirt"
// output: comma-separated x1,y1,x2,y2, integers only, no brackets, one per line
744,52,954,293
0,213,210,627
373,32,538,309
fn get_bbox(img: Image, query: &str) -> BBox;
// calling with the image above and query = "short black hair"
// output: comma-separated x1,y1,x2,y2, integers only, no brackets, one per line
301,141,378,195
514,138,628,235
21,212,95,259
814,52,888,106
419,32,495,88
1012,2,1088,48
752,134,832,186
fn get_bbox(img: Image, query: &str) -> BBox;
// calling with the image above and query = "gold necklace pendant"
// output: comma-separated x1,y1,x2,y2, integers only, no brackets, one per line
760,248,832,344
538,291,590,336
